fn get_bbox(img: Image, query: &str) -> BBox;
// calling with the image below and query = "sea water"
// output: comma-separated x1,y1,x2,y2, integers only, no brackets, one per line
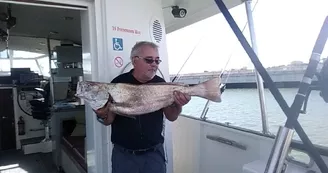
182,88,328,147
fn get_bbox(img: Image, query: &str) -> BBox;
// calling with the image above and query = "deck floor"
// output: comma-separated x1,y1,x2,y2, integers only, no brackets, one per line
0,150,59,173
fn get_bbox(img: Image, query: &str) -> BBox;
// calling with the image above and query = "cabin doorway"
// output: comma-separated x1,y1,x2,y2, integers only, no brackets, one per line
0,0,93,173
0,88,16,151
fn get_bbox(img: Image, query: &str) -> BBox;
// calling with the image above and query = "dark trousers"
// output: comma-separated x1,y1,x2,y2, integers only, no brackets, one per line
112,144,167,173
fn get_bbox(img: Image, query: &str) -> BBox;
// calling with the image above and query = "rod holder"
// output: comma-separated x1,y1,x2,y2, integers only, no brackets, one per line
265,126,294,173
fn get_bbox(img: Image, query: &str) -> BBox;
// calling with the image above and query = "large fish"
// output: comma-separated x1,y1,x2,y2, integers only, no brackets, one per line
75,77,222,116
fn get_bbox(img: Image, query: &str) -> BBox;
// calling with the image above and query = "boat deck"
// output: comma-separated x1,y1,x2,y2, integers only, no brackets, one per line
0,150,59,173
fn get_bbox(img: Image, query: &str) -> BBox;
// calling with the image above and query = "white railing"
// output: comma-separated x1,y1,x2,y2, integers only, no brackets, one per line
172,114,328,173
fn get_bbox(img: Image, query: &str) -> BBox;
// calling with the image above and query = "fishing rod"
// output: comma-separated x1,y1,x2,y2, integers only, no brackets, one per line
214,0,328,172
172,0,259,108
200,0,260,120
170,30,228,96
300,57,328,113
171,32,207,83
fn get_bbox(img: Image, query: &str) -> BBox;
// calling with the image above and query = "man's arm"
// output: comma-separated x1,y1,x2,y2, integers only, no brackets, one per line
163,91,191,121
163,103,182,121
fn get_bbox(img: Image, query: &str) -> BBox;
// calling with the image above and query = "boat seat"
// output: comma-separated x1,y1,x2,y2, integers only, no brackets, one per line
243,160,314,173
30,100,51,120
28,82,52,142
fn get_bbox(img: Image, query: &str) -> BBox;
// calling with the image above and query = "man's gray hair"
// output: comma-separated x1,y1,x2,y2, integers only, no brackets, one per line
130,41,159,60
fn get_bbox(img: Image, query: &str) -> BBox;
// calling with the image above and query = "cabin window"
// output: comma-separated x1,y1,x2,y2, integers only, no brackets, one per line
12,60,40,74
0,59,10,72
36,57,52,77
12,50,44,59
0,49,50,77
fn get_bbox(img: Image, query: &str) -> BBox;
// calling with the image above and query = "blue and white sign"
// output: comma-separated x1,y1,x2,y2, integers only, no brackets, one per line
112,38,123,51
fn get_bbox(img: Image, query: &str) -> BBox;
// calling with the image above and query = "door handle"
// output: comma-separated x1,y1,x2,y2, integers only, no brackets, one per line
2,116,7,119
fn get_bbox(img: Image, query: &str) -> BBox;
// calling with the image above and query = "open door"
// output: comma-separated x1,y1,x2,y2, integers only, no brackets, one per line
0,88,16,151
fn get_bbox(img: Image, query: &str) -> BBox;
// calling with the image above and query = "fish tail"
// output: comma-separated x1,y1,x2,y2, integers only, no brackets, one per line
190,77,222,102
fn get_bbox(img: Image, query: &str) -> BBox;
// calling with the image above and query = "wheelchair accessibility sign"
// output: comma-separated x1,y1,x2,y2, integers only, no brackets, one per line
112,38,123,51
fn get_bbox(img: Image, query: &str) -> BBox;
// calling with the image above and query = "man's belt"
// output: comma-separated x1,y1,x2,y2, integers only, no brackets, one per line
114,144,161,155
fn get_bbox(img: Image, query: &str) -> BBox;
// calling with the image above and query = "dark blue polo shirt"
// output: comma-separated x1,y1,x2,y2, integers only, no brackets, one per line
110,69,165,150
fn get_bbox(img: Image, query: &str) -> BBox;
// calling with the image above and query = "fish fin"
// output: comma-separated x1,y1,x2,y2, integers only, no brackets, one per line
107,92,115,103
116,112,136,119
109,102,136,119
192,77,222,102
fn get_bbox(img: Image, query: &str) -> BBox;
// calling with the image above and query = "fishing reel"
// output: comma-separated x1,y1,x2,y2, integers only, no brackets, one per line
301,58,328,113
318,58,328,103
220,83,226,94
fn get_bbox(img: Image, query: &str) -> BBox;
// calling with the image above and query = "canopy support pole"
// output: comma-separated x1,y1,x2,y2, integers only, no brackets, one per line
244,0,269,134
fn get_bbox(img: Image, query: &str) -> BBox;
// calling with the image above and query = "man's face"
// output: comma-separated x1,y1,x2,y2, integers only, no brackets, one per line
132,45,161,80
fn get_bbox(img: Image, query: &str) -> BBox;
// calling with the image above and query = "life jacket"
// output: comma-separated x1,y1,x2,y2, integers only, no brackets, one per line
319,58,328,103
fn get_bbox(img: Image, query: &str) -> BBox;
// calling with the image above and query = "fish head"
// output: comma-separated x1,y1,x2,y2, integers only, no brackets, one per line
75,81,114,110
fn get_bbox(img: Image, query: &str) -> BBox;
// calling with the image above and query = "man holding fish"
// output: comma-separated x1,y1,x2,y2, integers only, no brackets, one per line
76,40,221,172
95,41,192,173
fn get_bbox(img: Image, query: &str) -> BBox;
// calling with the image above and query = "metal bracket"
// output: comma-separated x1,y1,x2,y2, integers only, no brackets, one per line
286,148,314,168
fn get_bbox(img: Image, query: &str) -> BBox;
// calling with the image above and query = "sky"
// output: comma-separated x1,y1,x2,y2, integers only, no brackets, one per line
165,0,328,75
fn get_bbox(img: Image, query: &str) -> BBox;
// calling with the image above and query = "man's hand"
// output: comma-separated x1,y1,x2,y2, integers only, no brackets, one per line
94,104,116,125
164,91,191,122
94,105,109,119
94,96,116,125
173,91,191,107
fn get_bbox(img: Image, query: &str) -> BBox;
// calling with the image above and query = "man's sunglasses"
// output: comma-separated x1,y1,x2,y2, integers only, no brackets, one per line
135,56,162,65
